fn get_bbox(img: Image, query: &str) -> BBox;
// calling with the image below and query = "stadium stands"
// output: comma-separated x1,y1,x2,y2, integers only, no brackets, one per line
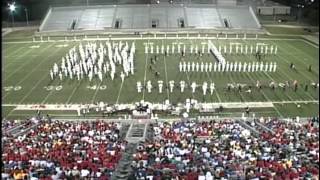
42,8,83,31
186,7,222,28
2,118,318,179
2,120,23,132
2,120,126,179
39,5,261,32
218,6,259,29
129,119,318,179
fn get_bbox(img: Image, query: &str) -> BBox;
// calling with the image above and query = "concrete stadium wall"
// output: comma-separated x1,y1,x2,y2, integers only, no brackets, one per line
274,6,290,15
256,6,291,15
34,27,265,37
217,0,236,6
257,7,273,15
3,26,39,31
2,21,40,28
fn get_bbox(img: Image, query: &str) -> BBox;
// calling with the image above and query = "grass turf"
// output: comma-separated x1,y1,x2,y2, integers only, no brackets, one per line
264,26,319,35
2,34,319,119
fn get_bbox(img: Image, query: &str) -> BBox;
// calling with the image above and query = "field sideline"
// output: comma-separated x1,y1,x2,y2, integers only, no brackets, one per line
2,33,319,119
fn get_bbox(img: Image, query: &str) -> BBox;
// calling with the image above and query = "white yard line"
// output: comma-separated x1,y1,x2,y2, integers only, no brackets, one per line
3,43,60,100
142,39,150,100
278,53,318,79
116,80,125,104
206,72,222,102
66,81,83,104
16,75,49,104
301,39,319,49
65,46,91,104
184,39,196,99
232,40,283,116
3,40,50,44
245,72,284,117
4,56,43,70
5,109,17,119
5,47,64,115
224,49,248,102
276,40,319,75
91,81,103,104
203,38,222,103
278,50,319,77
40,89,55,104
3,42,20,50
241,39,308,101
274,67,316,101
281,72,316,101
2,100,318,107
228,73,248,102
273,49,319,100
3,43,50,80
4,54,45,71
185,71,195,99
262,71,296,101
272,100,318,104
283,40,318,60
2,45,23,69
162,40,170,101
4,43,50,73
3,45,28,58
220,40,251,103
5,54,43,58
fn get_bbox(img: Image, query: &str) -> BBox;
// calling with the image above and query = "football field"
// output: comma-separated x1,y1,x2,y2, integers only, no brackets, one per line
2,33,319,119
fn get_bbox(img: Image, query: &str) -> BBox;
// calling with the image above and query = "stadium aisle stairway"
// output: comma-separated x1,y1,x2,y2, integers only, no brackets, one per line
112,122,148,179
112,143,137,180
120,123,131,139
253,120,275,134
126,122,148,142
237,119,260,136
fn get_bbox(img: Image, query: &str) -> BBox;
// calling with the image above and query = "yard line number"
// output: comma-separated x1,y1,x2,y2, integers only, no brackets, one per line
87,85,107,90
4,86,22,91
44,86,63,91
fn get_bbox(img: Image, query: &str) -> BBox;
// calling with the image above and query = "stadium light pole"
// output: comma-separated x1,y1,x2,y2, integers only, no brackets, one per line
8,2,16,28
24,8,29,26
297,4,304,24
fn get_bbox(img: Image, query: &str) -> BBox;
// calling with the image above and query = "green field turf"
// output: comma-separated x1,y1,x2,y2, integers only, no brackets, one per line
264,26,319,35
2,33,319,119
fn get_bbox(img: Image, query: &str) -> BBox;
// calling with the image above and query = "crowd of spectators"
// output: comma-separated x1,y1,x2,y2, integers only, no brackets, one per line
2,119,35,135
131,119,319,180
132,120,250,179
2,120,126,179
2,119,21,132
2,118,319,180
259,119,319,176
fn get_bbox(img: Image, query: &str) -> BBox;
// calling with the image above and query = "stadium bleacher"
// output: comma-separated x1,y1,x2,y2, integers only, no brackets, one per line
2,118,318,179
2,120,126,179
217,6,259,29
39,5,261,32
186,7,222,28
